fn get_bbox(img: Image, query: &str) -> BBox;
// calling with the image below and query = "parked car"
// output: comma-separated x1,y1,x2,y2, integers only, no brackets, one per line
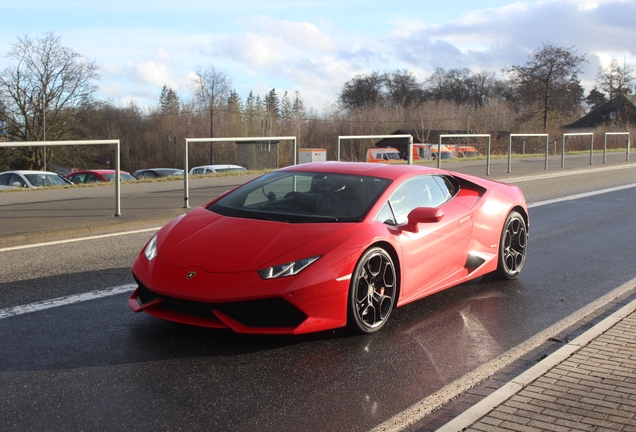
65,170,136,184
129,161,528,335
132,168,184,180
0,170,73,189
188,165,247,175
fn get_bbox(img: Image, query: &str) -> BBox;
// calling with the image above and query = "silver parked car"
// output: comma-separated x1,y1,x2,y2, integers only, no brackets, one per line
188,164,246,175
0,170,73,189
133,168,184,180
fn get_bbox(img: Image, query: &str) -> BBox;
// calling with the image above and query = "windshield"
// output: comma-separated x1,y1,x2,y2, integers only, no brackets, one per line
24,173,68,187
209,171,391,223
156,170,183,177
102,173,136,181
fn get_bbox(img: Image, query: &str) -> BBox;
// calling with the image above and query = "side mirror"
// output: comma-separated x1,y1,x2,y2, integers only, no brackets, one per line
11,182,21,188
406,207,444,232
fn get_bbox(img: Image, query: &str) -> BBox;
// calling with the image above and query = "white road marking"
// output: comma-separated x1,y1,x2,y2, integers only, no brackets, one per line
370,275,636,432
2,163,635,254
508,162,636,183
0,283,136,320
0,227,161,253
1,165,635,427
527,183,636,208
2,178,636,321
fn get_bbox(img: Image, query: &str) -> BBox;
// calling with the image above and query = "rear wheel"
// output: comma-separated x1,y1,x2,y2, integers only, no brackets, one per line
496,211,527,279
348,247,397,334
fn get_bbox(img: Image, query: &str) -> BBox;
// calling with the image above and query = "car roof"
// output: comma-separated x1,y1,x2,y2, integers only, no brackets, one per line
277,161,442,180
69,169,130,174
0,170,61,175
191,164,244,169
137,168,182,171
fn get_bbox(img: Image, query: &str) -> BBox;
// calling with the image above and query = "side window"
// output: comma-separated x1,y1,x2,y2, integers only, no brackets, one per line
193,169,203,175
86,174,100,183
433,175,460,200
69,174,85,183
0,173,10,185
387,176,446,225
375,202,396,225
9,174,26,187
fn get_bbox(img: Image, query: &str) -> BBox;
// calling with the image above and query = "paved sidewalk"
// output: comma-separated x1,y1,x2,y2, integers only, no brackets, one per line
437,298,636,431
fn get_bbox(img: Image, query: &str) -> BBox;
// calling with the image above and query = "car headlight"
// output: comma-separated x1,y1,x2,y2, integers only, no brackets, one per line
258,255,321,279
144,233,158,261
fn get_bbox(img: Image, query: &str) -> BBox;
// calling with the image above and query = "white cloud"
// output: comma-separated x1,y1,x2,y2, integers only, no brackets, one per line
5,0,634,110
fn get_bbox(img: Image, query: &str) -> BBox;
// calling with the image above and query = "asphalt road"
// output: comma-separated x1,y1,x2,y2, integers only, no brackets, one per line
1,154,636,431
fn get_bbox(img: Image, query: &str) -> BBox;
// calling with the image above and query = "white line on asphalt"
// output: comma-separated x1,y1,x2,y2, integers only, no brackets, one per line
527,183,636,208
3,177,636,321
2,163,635,254
0,227,161,253
437,296,636,432
507,162,636,183
0,283,137,320
369,276,636,432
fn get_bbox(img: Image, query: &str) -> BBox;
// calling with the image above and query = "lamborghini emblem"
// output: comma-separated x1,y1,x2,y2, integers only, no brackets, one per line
186,271,196,279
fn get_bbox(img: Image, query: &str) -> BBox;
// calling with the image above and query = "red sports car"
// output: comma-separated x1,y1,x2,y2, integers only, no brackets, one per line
129,162,528,334
66,169,136,184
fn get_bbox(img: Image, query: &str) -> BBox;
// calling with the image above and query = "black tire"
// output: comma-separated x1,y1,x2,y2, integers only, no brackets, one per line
496,210,527,279
348,247,397,334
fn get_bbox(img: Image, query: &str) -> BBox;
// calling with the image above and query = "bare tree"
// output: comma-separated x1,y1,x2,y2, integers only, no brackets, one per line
596,59,634,100
0,32,100,169
504,42,586,129
191,66,232,163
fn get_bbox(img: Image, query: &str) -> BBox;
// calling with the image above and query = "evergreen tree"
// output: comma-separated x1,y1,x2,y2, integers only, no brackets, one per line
226,90,242,113
265,89,280,118
292,90,306,121
159,84,180,115
280,91,293,124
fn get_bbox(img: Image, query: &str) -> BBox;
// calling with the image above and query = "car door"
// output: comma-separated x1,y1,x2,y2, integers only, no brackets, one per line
384,175,473,300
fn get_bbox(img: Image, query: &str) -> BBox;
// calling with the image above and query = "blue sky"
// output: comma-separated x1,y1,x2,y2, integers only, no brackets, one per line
2,0,635,110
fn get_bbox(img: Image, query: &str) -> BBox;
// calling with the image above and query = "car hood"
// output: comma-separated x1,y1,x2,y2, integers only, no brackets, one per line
158,207,352,273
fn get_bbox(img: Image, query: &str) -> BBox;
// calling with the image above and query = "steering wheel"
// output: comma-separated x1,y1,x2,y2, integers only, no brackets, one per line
284,192,315,212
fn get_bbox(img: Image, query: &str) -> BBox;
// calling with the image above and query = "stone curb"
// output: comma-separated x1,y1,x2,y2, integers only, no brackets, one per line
436,296,636,431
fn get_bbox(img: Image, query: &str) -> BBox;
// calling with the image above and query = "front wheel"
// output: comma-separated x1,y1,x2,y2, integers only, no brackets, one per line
348,247,397,334
496,211,527,279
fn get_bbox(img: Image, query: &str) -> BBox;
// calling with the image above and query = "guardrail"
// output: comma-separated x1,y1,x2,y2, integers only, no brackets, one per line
0,139,122,216
561,133,593,168
337,135,414,164
183,136,297,208
508,134,549,173
604,132,631,163
438,134,491,175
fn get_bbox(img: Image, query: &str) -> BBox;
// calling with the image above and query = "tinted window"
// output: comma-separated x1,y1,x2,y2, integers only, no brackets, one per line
209,171,391,223
9,174,26,187
0,173,10,185
384,175,447,225
433,175,459,200
69,173,86,184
